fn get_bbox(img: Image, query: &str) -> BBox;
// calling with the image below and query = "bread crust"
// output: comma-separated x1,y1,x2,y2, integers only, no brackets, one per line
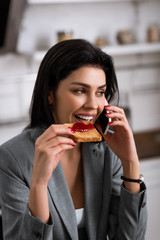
64,122,102,142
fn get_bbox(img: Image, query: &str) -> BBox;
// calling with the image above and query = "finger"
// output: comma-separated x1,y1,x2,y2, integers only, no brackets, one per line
37,124,74,143
45,136,77,148
54,150,65,164
105,105,125,114
108,119,125,127
50,143,76,157
105,112,126,122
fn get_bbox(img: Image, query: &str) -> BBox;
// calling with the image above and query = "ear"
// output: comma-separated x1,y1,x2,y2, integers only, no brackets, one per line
48,90,54,104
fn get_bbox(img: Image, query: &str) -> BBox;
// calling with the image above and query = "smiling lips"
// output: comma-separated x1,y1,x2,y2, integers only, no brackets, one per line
75,114,95,122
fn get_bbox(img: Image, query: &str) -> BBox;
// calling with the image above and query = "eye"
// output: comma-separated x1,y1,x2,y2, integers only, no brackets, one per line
73,88,86,94
97,90,106,96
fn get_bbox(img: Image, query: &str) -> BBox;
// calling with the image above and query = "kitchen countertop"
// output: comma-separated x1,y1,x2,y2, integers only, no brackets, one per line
134,129,160,160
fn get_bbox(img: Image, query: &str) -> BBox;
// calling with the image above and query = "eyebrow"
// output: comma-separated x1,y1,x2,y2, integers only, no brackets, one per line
70,82,107,89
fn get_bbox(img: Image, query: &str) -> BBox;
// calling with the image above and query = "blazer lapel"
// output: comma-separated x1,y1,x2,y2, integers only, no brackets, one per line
82,143,104,240
32,126,78,239
47,162,78,240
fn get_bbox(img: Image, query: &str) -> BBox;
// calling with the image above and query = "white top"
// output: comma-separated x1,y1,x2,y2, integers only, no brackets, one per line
75,208,85,228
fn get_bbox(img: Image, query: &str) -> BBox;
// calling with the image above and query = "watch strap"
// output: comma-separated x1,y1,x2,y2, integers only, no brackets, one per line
121,174,144,184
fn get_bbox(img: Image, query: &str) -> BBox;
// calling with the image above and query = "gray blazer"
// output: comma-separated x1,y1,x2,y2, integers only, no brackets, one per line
0,126,147,240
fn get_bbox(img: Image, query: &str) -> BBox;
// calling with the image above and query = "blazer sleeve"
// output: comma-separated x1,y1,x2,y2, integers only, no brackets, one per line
107,154,148,240
0,145,53,240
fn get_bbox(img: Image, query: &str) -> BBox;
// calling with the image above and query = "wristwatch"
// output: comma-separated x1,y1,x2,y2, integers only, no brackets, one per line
121,174,144,184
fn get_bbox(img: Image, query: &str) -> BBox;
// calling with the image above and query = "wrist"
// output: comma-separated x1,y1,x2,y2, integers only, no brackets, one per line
30,176,49,189
29,180,49,223
122,160,140,179
122,160,141,193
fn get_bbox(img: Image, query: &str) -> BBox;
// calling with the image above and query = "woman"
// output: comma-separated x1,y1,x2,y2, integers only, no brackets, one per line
0,39,147,240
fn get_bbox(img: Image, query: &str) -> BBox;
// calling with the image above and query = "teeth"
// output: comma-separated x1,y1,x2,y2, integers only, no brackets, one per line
76,115,94,121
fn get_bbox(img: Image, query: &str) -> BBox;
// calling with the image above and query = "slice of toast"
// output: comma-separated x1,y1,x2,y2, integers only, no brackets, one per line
64,121,102,142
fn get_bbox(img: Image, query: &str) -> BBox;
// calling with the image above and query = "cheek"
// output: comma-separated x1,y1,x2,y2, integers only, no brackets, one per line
63,94,84,110
57,95,82,117
68,99,83,114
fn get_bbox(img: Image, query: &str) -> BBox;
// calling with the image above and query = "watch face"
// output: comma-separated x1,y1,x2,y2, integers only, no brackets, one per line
140,174,144,182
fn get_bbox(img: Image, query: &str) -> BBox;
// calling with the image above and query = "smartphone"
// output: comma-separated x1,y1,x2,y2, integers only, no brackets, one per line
97,98,112,134
98,108,109,133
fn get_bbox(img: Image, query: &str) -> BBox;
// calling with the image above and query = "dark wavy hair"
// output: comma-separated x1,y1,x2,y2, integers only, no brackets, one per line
27,39,119,128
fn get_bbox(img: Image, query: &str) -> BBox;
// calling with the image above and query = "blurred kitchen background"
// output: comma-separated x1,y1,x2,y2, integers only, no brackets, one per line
0,0,160,239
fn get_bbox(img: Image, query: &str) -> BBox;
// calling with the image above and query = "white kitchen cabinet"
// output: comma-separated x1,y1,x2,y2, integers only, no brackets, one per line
130,67,160,132
130,89,160,132
132,67,160,91
116,70,132,93
0,74,36,123
113,63,160,132
0,80,22,121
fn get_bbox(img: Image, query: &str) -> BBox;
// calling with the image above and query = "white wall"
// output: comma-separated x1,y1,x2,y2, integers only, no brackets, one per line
17,1,160,53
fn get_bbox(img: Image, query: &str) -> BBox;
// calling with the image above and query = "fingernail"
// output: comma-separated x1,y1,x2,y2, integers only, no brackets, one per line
105,113,110,116
73,140,77,144
68,127,75,134
71,144,76,147
105,105,110,107
108,121,113,125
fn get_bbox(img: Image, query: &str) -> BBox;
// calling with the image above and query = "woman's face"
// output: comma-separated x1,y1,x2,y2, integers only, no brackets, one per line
50,66,107,124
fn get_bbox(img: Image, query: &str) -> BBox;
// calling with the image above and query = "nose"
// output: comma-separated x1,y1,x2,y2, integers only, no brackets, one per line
84,94,98,110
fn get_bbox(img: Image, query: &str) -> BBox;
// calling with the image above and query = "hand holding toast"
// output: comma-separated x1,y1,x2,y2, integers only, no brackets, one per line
31,124,76,185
